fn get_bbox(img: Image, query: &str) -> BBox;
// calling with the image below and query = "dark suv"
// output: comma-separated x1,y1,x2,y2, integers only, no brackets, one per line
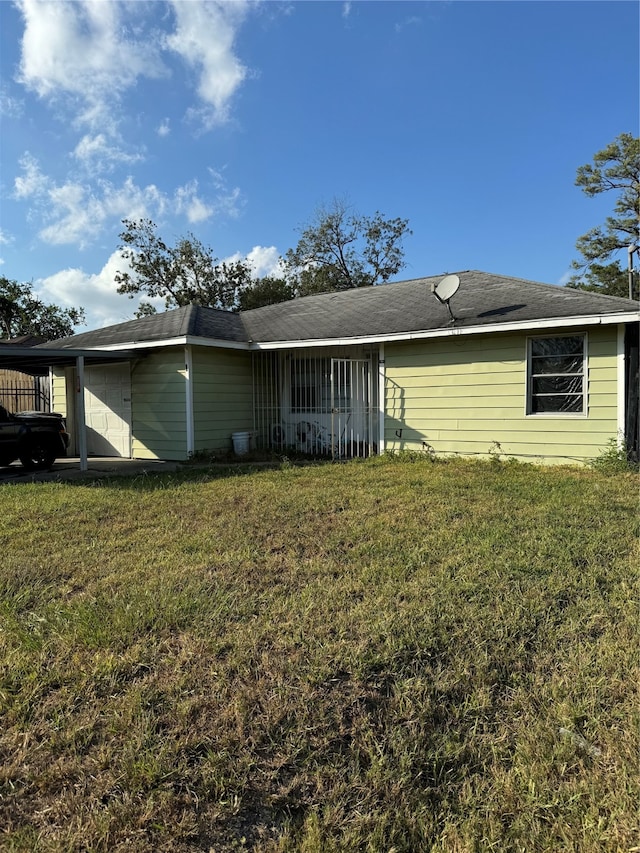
0,405,70,470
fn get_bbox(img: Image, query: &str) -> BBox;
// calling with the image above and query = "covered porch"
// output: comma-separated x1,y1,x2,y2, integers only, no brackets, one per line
251,345,384,459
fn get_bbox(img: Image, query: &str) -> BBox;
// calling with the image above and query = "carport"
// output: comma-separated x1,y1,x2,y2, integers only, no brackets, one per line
0,345,138,472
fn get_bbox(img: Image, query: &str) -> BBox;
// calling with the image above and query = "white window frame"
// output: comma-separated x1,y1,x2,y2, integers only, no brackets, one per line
526,333,587,417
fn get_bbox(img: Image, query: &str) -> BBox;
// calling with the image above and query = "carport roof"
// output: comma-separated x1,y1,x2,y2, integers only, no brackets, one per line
0,344,139,374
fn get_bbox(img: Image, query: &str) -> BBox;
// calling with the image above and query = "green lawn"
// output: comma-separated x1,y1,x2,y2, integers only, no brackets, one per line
1,457,638,852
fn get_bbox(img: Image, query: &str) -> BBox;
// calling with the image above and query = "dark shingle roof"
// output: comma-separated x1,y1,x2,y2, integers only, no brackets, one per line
240,271,639,342
45,303,246,349
43,271,638,350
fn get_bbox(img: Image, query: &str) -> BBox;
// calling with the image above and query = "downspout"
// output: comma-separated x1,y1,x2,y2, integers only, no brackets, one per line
378,343,385,454
628,244,638,301
185,345,194,458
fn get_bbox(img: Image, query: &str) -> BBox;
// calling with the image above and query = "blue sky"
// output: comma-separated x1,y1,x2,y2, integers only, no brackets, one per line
1,0,638,330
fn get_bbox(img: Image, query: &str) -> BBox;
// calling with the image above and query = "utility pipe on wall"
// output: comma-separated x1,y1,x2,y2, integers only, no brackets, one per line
629,244,638,300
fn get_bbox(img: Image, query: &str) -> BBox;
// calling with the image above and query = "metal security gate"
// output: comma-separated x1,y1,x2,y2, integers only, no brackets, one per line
252,350,377,458
330,358,374,458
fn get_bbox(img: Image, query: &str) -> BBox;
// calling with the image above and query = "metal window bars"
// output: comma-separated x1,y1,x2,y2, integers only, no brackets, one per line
252,349,377,458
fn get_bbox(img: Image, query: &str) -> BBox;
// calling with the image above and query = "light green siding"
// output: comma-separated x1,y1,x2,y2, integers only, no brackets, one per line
50,347,253,461
191,347,253,452
51,369,67,416
130,349,188,460
384,327,619,464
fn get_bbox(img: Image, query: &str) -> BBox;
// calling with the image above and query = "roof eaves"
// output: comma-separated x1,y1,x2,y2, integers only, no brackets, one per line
249,309,640,350
184,335,251,351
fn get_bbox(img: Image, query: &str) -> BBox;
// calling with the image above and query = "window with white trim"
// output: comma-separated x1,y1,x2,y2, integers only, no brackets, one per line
527,334,586,415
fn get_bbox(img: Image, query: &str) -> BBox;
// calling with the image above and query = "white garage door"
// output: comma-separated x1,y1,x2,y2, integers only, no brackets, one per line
84,363,132,457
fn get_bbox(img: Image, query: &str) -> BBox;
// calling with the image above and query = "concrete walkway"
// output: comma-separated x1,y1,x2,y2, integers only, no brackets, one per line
0,456,182,483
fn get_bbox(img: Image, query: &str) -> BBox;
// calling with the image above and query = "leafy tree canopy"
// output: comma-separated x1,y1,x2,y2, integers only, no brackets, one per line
567,133,640,298
115,204,412,316
237,277,296,311
0,277,85,341
115,219,253,315
284,199,412,296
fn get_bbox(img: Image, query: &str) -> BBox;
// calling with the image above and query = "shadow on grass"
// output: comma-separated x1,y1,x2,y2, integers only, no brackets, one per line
61,455,343,491
66,449,451,491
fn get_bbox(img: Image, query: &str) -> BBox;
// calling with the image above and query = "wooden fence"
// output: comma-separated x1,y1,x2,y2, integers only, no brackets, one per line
0,370,50,413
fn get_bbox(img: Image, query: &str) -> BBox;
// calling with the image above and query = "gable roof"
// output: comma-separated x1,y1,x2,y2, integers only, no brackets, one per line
42,270,639,352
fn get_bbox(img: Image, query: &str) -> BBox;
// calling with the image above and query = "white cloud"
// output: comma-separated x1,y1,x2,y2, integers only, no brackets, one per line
166,0,251,129
245,245,283,277
39,182,98,246
35,244,284,331
37,176,169,248
207,166,244,219
14,160,169,249
12,0,258,224
14,152,48,199
16,0,166,133
0,228,10,268
73,134,144,171
101,176,168,222
175,180,213,224
14,153,240,248
13,156,168,247
16,1,256,137
213,186,244,220
0,86,23,118
36,250,151,328
225,245,283,279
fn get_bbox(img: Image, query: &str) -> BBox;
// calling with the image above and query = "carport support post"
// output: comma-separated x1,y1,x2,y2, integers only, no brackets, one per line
378,344,385,454
76,355,88,472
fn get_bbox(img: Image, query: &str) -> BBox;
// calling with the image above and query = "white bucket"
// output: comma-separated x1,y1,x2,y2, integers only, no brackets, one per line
232,431,251,455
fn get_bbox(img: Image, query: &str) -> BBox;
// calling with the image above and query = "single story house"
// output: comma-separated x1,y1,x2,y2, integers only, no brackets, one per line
33,270,640,465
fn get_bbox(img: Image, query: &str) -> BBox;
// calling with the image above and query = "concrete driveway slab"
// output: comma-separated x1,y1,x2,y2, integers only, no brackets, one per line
0,457,181,483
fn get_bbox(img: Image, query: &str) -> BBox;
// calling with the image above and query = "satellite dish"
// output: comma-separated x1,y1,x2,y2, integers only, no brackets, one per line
433,274,460,302
430,274,460,322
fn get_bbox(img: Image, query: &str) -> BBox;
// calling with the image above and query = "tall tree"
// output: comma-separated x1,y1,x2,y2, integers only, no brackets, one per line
0,277,85,341
284,199,412,296
115,219,253,314
567,133,640,299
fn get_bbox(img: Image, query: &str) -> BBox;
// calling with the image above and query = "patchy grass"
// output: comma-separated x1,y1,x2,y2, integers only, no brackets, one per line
0,458,638,852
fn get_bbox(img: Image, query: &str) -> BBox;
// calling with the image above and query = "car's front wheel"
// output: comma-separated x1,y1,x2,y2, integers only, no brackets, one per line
19,441,56,471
